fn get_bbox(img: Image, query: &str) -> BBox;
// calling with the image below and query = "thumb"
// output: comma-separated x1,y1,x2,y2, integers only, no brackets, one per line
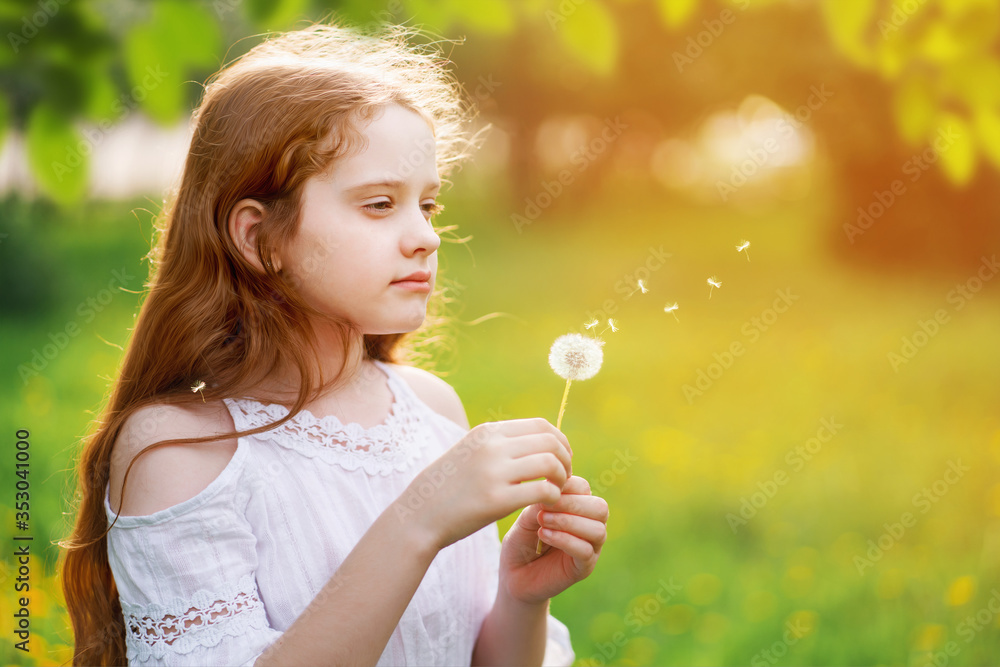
514,503,544,535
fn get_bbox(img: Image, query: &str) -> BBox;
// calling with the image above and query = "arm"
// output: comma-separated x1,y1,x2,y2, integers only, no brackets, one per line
473,473,607,667
254,501,440,667
113,403,444,667
257,366,577,667
470,589,550,666
113,394,577,667
389,364,564,666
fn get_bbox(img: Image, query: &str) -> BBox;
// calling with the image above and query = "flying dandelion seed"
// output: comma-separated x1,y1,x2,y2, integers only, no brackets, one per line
629,279,649,297
584,319,599,330
540,331,607,554
191,381,206,402
707,277,722,299
737,240,751,262
664,302,679,322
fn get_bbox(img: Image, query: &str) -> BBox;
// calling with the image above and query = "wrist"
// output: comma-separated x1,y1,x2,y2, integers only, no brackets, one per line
386,496,442,557
497,579,550,614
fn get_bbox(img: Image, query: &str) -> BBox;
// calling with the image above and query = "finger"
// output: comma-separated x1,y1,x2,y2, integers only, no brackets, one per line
543,494,609,522
482,418,573,458
536,475,590,511
507,453,570,490
504,478,562,510
502,433,572,478
537,511,607,548
558,475,591,495
515,502,543,530
537,526,601,563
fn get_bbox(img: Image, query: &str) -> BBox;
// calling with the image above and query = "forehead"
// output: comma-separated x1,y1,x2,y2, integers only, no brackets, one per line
330,104,438,185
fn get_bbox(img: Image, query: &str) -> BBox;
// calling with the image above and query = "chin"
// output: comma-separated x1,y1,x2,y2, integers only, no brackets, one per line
366,314,427,336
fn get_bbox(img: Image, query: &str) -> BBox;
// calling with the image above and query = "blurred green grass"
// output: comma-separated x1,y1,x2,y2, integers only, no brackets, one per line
2,176,998,666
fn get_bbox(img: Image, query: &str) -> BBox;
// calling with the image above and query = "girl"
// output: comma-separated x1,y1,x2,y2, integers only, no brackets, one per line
58,19,609,667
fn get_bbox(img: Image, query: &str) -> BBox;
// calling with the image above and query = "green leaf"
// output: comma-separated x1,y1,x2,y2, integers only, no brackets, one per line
243,0,312,31
941,0,995,15
401,0,456,32
822,0,875,67
950,58,1000,109
875,40,904,78
892,76,936,146
918,23,967,64
26,103,88,205
973,108,1000,170
153,0,222,67
449,0,516,35
657,0,700,29
0,95,8,154
518,0,553,22
123,0,222,124
124,24,184,124
555,0,618,77
83,63,120,124
935,113,975,185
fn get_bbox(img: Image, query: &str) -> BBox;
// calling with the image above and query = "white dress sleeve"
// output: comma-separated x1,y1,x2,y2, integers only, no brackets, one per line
104,440,283,667
477,521,577,666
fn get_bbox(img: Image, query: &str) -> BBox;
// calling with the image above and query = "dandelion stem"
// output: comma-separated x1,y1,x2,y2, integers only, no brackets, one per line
538,379,574,555
555,379,573,430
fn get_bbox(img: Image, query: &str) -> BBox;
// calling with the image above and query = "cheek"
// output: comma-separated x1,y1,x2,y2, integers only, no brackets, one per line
288,232,346,282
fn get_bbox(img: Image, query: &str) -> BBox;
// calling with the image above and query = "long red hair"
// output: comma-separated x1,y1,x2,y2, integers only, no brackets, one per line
57,19,481,665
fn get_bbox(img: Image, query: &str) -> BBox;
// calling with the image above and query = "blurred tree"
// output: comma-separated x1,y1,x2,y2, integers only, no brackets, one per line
1,0,996,266
0,194,58,316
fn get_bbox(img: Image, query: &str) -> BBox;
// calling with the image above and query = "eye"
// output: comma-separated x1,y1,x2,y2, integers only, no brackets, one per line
362,200,444,218
363,200,392,213
422,202,445,218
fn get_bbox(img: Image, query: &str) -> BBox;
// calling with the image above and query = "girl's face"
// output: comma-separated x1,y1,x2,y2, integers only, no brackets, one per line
282,104,443,335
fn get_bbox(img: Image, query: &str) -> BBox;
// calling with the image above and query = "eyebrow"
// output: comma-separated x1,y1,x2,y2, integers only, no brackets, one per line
344,179,441,195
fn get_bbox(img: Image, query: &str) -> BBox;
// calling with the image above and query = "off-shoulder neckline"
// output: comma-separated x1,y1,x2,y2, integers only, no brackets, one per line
224,359,406,434
103,435,249,528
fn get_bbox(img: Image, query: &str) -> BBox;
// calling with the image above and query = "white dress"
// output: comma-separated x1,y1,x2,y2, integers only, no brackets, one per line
104,360,576,666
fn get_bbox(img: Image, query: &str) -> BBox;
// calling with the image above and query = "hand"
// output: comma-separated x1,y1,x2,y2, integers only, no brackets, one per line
497,475,608,605
396,418,574,551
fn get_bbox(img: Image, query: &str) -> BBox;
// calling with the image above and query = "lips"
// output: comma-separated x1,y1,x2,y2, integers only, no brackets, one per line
392,270,431,284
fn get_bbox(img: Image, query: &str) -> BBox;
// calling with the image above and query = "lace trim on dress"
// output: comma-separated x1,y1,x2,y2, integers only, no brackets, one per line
122,573,270,662
222,365,434,476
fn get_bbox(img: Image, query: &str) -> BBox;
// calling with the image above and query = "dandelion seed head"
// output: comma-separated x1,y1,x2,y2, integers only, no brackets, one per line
664,302,679,312
737,240,750,252
549,333,605,381
637,280,648,294
607,318,619,333
191,381,206,393
707,277,722,288
584,319,599,330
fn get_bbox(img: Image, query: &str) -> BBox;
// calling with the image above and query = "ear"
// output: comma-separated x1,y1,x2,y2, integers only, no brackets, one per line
228,198,281,273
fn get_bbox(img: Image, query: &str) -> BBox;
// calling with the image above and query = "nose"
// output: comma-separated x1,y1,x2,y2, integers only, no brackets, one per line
402,204,442,256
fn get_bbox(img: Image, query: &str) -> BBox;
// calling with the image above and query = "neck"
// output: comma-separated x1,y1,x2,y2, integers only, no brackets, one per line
256,318,373,405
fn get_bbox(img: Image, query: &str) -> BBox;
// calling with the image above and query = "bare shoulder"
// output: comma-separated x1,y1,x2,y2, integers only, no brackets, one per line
387,363,470,430
108,400,239,517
